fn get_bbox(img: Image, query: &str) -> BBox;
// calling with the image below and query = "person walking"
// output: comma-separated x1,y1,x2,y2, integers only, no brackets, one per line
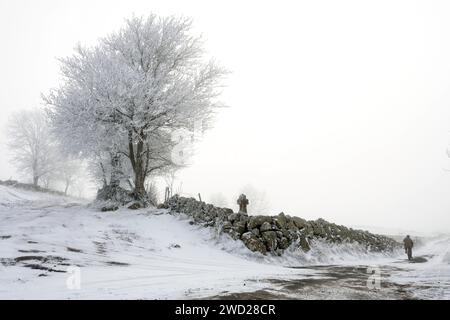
403,235,414,261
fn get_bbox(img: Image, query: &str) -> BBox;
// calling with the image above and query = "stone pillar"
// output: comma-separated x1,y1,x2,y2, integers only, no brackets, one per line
237,194,249,214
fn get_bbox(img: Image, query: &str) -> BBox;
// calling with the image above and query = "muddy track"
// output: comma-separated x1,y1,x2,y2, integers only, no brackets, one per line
207,265,415,300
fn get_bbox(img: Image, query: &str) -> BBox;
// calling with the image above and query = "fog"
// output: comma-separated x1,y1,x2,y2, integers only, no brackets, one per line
1,0,450,233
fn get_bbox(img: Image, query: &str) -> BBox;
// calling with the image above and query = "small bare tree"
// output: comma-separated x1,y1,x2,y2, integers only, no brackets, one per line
145,181,159,206
164,169,183,199
58,157,82,195
6,109,57,187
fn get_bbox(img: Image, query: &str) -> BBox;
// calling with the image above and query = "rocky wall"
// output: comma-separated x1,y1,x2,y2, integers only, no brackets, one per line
166,195,400,255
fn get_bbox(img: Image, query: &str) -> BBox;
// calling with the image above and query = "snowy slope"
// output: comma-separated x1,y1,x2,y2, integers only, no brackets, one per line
2,185,448,299
0,185,316,299
387,235,450,299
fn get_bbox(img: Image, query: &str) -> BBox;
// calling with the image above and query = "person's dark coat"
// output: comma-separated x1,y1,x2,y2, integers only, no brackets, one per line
403,236,414,260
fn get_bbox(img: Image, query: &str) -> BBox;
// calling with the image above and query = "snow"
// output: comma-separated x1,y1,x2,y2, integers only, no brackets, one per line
0,185,314,299
0,185,45,205
387,236,450,299
1,185,449,299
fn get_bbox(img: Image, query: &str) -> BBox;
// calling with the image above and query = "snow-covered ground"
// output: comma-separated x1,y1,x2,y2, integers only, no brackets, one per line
0,185,317,299
0,185,449,299
387,236,450,299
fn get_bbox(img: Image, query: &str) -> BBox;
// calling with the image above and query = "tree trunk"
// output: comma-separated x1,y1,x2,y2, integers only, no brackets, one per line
33,176,39,187
134,140,146,199
100,162,108,187
129,132,147,201
134,170,146,199
64,182,70,196
110,153,121,188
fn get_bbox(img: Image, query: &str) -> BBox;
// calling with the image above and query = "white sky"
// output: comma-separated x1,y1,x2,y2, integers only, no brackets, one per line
1,0,450,233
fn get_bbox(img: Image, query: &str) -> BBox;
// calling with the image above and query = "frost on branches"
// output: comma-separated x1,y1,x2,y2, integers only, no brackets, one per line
44,15,227,206
6,109,56,187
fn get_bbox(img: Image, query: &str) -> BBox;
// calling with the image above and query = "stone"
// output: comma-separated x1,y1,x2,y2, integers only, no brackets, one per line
239,214,250,224
204,220,215,227
101,206,119,212
279,237,291,250
289,231,299,241
304,224,314,236
241,232,253,241
247,215,272,230
128,202,142,210
228,230,241,240
221,221,232,231
203,214,213,222
299,235,311,252
260,222,272,232
274,212,288,229
237,194,249,214
228,212,239,223
292,216,307,229
281,229,291,238
251,228,260,236
312,221,326,237
96,185,134,204
193,211,204,222
262,231,278,251
233,221,247,235
241,232,266,254
286,220,298,232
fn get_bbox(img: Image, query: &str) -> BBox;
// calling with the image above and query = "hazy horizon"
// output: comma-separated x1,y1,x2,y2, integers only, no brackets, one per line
1,0,450,234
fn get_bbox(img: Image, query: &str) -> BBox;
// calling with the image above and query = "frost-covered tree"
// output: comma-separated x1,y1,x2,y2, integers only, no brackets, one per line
6,109,57,187
38,155,84,195
163,169,184,199
45,15,226,203
58,157,82,195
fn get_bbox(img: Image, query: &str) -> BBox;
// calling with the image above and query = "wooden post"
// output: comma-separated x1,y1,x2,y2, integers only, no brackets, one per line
165,187,170,203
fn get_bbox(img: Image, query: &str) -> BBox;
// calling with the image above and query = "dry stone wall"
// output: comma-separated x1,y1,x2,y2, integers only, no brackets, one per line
167,195,400,255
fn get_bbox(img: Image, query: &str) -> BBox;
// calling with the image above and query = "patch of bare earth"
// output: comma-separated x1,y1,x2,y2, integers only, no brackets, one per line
207,265,415,300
